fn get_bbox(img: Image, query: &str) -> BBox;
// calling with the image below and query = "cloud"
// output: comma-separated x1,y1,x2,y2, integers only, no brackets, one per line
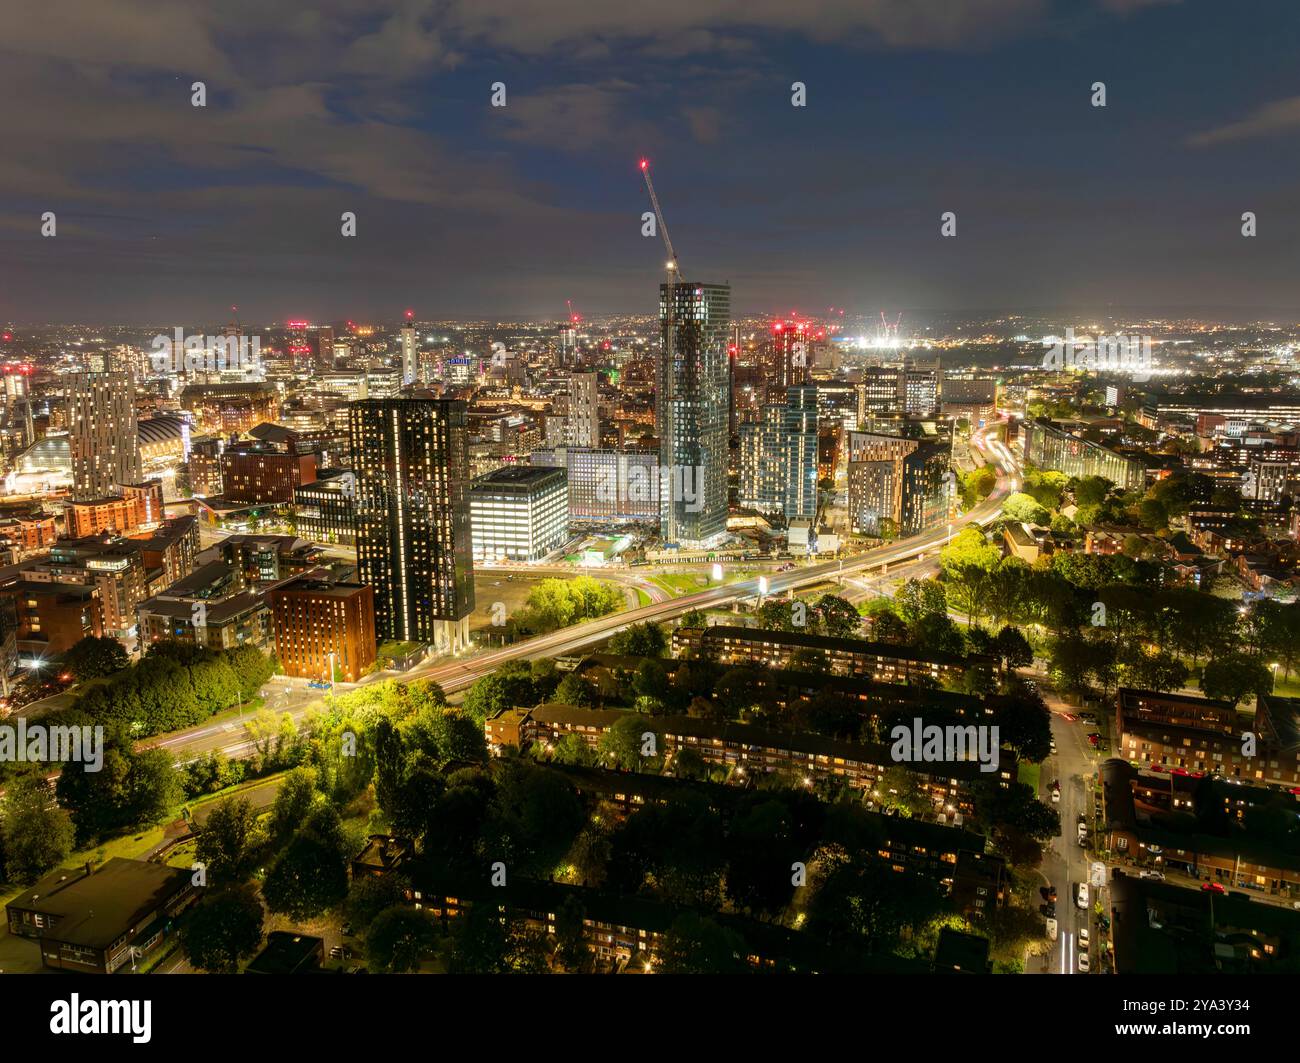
496,81,638,149
1187,96,1300,147
683,105,722,144
447,0,1049,54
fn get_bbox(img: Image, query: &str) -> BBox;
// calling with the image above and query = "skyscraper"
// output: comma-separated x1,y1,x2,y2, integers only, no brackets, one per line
658,281,730,546
400,325,417,385
738,384,818,522
568,371,599,448
350,398,475,651
66,372,142,501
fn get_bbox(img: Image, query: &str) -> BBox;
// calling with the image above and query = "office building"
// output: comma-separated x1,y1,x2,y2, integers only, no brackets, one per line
658,281,730,547
530,447,660,522
1024,417,1145,492
350,398,475,651
468,465,567,562
292,470,356,545
66,372,142,501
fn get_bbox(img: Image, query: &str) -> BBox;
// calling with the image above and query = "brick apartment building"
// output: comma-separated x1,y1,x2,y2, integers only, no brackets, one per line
672,625,979,687
6,857,197,973
267,570,375,682
1116,687,1300,788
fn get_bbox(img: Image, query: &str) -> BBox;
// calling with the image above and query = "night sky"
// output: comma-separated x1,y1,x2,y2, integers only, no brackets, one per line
2,0,1299,323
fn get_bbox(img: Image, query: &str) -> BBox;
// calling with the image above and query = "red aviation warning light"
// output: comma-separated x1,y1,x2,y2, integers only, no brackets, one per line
1,332,11,342
405,309,414,321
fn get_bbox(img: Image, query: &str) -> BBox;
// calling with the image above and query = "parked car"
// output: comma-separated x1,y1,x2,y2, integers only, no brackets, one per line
329,945,352,960
1051,789,1060,804
1202,882,1226,893
1078,951,1091,973
1041,885,1057,902
1139,870,1165,881
1076,882,1089,909
1046,917,1058,941
1079,927,1089,947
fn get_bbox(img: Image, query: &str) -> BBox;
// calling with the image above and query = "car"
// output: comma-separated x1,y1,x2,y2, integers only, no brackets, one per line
1078,822,1088,840
308,680,330,690
1139,869,1164,881
1051,780,1061,791
1041,902,1056,918
329,945,353,960
1045,917,1058,941
1202,882,1226,893
1041,885,1057,902
1051,789,1060,804
1076,882,1089,909
1079,927,1089,947
1078,951,1091,973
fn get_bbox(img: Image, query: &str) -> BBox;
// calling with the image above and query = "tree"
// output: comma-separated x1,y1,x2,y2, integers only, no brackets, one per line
608,622,667,658
895,579,947,624
0,776,74,883
267,766,322,845
657,913,748,974
56,743,180,845
553,672,595,708
345,874,412,935
813,594,861,638
1201,654,1273,709
1122,649,1188,693
262,826,349,921
221,644,276,700
631,658,670,705
189,657,240,717
366,905,437,973
992,625,1033,674
1002,492,1050,526
554,894,589,972
448,903,512,974
195,797,265,885
61,635,129,682
181,886,264,972
597,715,655,771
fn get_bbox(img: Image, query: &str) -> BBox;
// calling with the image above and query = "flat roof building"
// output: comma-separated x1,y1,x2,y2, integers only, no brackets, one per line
468,464,567,562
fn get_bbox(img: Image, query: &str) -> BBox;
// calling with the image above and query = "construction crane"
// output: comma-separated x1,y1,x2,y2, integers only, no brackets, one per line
566,299,580,324
640,159,679,278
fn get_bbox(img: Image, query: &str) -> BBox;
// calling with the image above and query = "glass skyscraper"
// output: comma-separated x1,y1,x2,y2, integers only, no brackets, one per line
658,281,730,547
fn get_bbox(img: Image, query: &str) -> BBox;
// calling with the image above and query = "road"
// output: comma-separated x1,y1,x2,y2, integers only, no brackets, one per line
139,433,1019,763
1034,697,1106,975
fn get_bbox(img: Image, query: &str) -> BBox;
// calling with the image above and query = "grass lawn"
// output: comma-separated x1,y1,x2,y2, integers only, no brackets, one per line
635,588,652,608
1018,760,1041,793
376,639,422,658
